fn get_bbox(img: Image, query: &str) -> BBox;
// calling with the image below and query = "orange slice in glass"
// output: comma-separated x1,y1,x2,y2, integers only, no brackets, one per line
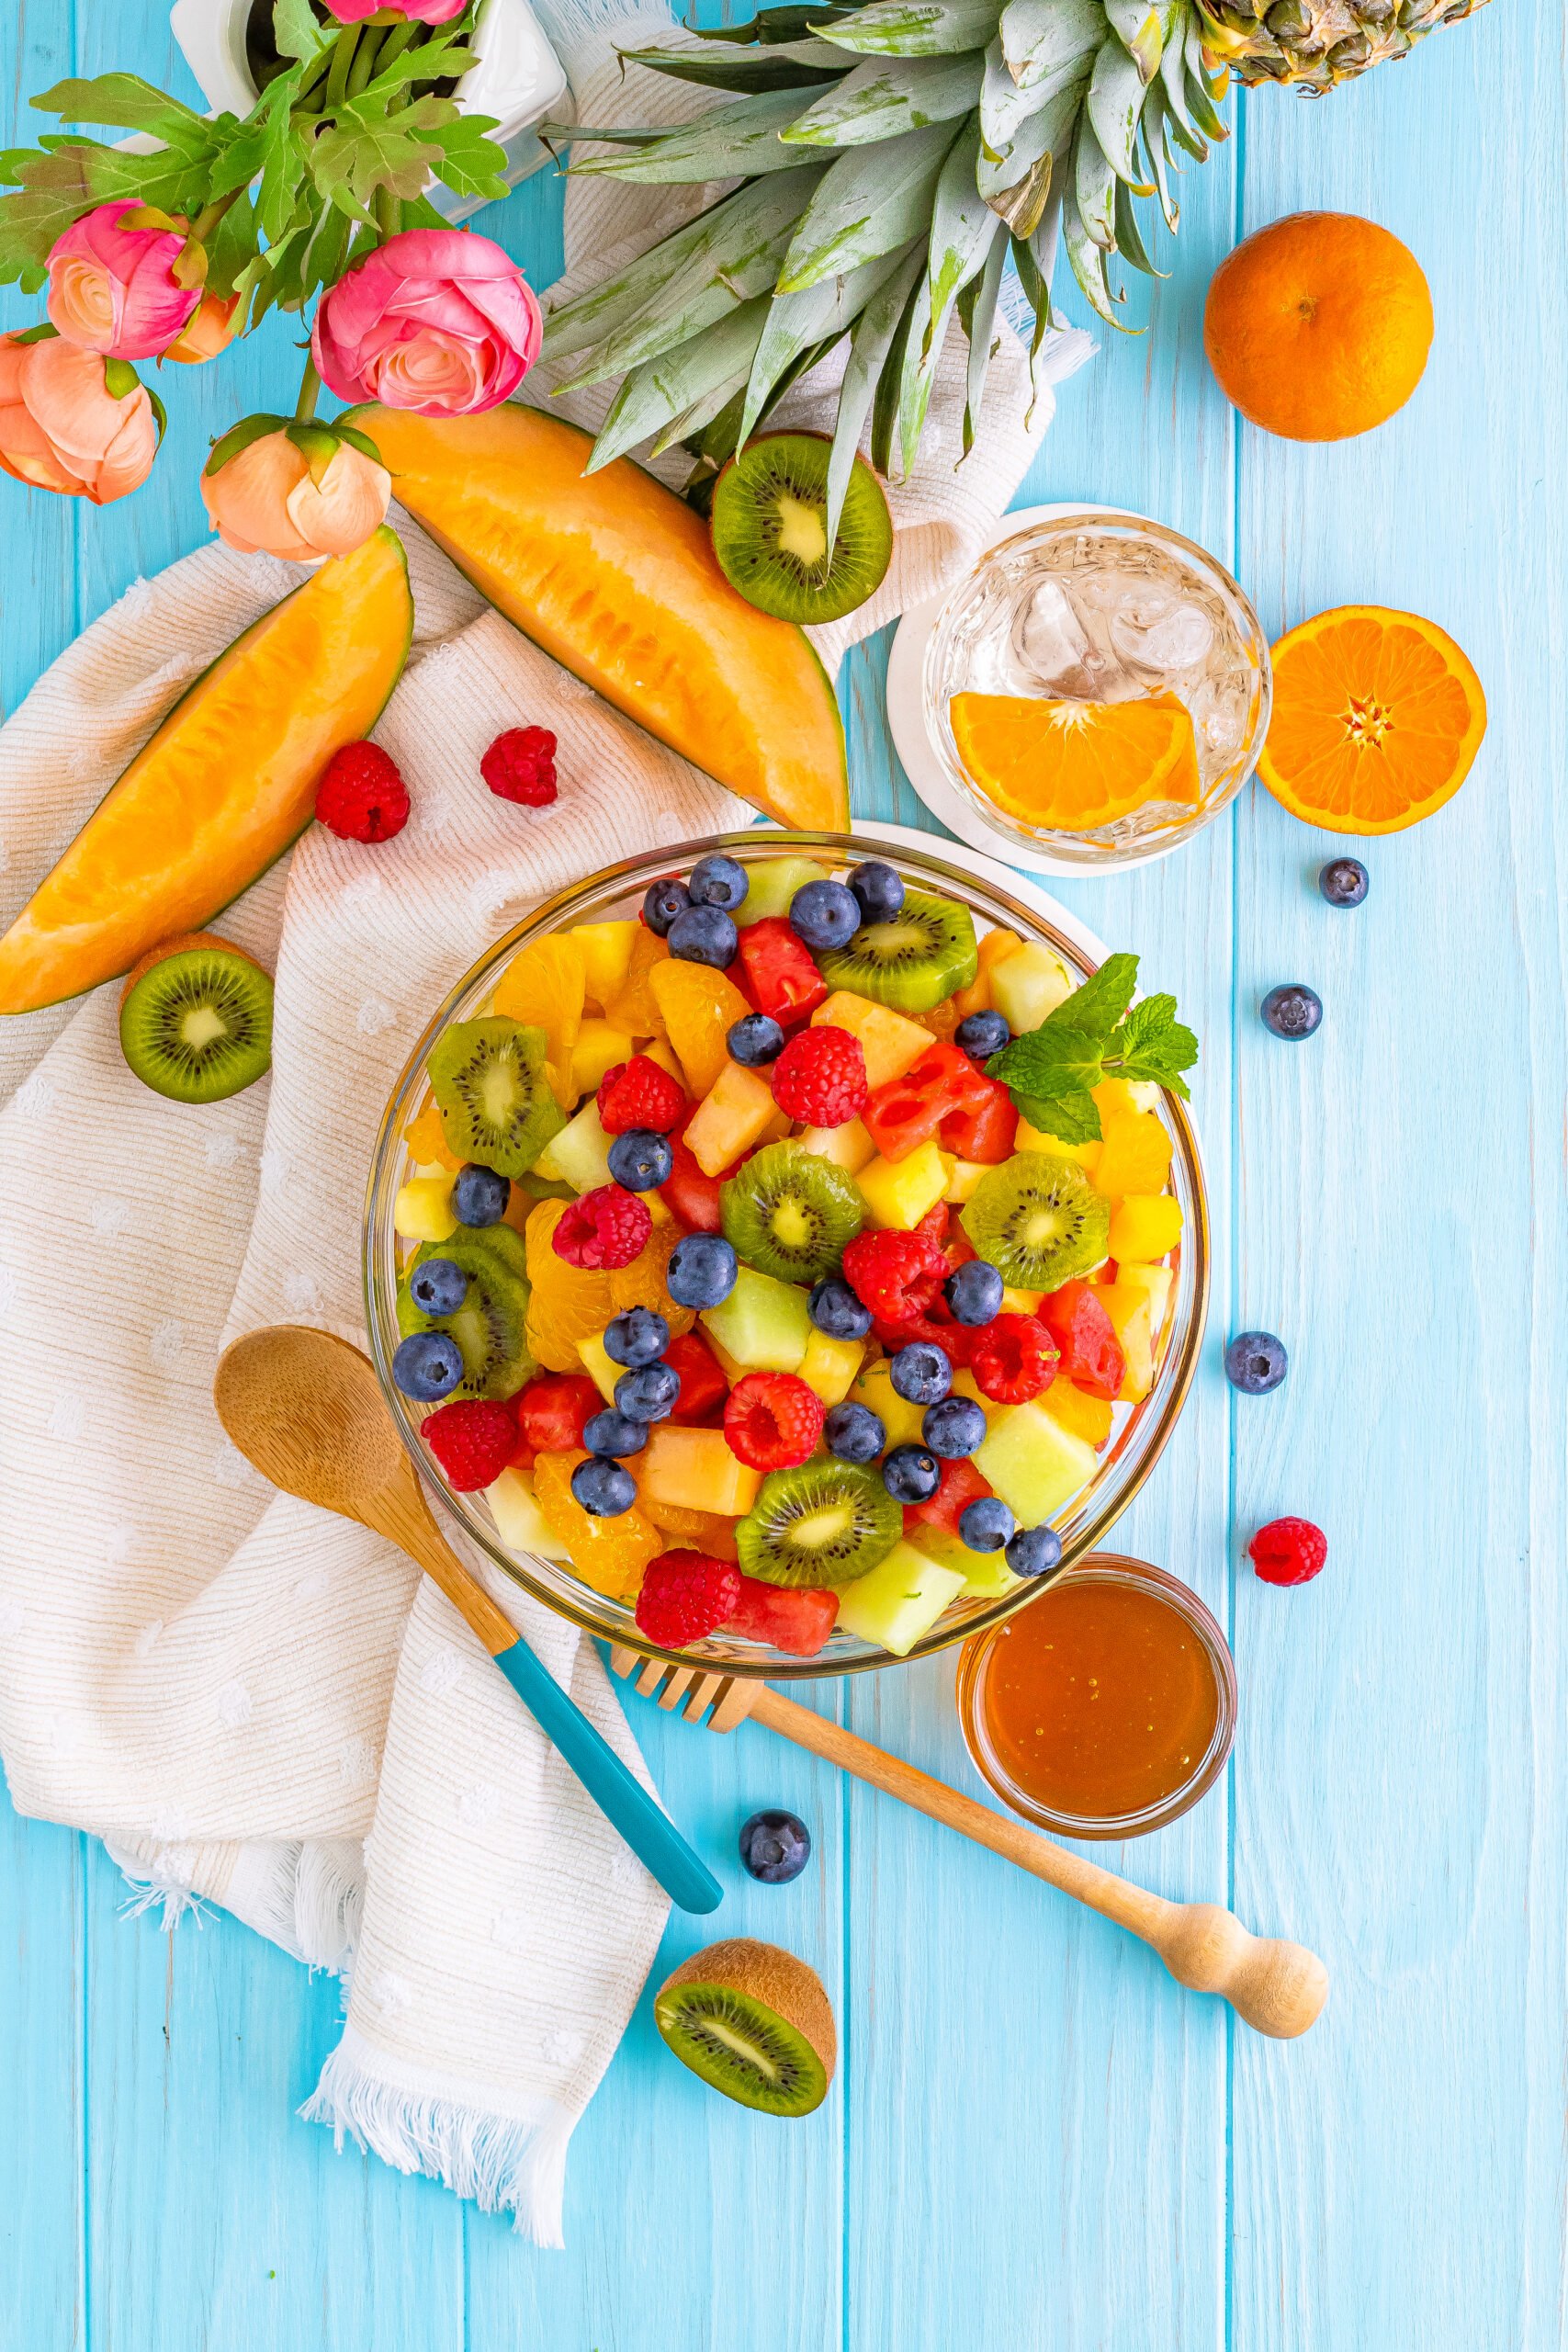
949,692,1201,832
1258,605,1486,834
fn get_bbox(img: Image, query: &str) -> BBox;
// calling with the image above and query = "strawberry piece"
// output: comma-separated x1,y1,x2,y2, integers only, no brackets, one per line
726,1574,840,1657
635,1550,743,1647
862,1042,994,1163
663,1329,728,1423
1040,1280,1126,1400
1248,1518,1327,1587
902,1455,992,1538
660,1131,724,1231
515,1374,602,1454
970,1313,1058,1404
736,916,828,1028
723,1372,826,1470
771,1025,868,1125
597,1053,689,1136
422,1398,518,1490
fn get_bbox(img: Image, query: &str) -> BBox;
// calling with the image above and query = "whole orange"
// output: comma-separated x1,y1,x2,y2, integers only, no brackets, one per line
1203,212,1432,442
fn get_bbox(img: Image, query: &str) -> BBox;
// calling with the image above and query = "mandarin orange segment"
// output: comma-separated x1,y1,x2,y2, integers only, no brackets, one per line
641,1497,740,1561
602,924,671,1037
524,1197,616,1372
531,1451,662,1598
649,958,752,1098
492,936,588,1107
403,1098,461,1172
950,693,1201,832
1258,605,1486,834
607,1222,696,1339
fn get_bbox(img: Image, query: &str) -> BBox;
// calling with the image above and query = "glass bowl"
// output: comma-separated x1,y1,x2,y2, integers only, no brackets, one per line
364,830,1209,1680
955,1555,1236,1838
922,511,1271,870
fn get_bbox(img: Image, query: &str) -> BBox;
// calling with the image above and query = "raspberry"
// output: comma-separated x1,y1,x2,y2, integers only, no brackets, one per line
422,1397,517,1490
842,1229,948,1324
970,1314,1059,1404
635,1549,743,1647
597,1053,689,1136
315,741,409,842
1248,1517,1327,1587
723,1373,826,1470
515,1374,601,1454
552,1183,652,1271
481,725,558,807
771,1024,868,1125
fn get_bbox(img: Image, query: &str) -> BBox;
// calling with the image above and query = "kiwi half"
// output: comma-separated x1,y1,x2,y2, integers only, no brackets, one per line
710,431,893,626
428,1017,565,1179
960,1153,1111,1291
738,1459,900,1589
118,933,273,1103
818,888,977,1015
721,1141,865,1285
655,1937,835,2117
398,1232,534,1399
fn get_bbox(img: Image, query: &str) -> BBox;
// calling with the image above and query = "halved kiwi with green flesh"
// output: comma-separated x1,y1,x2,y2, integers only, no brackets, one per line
654,1938,835,2117
960,1153,1111,1291
721,1141,864,1285
118,933,273,1103
398,1233,534,1399
818,888,977,1015
427,1017,565,1179
738,1459,900,1589
710,431,893,626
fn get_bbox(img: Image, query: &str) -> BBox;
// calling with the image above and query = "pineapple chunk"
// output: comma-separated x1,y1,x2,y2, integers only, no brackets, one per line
700,1266,811,1371
1096,1281,1156,1402
1116,1262,1173,1335
797,1116,876,1174
848,1360,926,1449
641,1425,761,1518
942,1156,989,1204
571,920,639,1011
1107,1193,1182,1262
576,1329,621,1405
736,855,829,925
797,1328,864,1406
953,926,1025,1020
486,1467,571,1560
1094,1077,1161,1120
859,1137,948,1229
1041,1378,1114,1450
975,1400,1097,1526
394,1173,457,1242
834,1541,965,1657
809,990,930,1088
570,1018,636,1098
1016,1115,1100,1178
990,942,1073,1036
908,1522,1023,1600
1092,1110,1173,1201
641,1035,683,1082
685,1062,777,1177
534,1099,615,1193
998,1285,1043,1316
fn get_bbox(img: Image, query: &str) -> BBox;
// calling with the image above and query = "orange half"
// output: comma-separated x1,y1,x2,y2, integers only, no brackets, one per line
949,692,1201,833
1259,605,1485,834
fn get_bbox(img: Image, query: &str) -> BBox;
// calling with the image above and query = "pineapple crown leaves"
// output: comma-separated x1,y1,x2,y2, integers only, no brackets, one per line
984,952,1198,1144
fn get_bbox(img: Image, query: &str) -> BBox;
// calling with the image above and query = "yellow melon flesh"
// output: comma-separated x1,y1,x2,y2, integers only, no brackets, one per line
349,403,849,832
0,527,412,1013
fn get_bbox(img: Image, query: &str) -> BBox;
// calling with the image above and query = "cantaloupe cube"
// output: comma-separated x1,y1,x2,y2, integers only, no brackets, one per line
570,1018,637,1098
650,959,752,1099
576,1329,620,1405
953,926,1025,1020
685,1062,777,1177
1041,1378,1114,1450
1116,1262,1173,1334
797,1328,863,1407
1108,1193,1182,1261
834,1541,965,1657
486,1466,571,1560
990,942,1073,1036
1096,1281,1156,1402
571,920,639,1011
1093,1110,1173,1201
700,1266,811,1370
1015,1115,1100,1178
640,1425,761,1518
394,1173,457,1242
797,1116,876,1174
848,1360,925,1449
975,1400,1097,1525
809,990,930,1088
534,1100,615,1193
858,1138,948,1229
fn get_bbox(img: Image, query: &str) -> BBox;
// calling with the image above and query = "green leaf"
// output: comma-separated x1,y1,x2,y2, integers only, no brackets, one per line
206,410,291,476
207,190,260,299
869,257,923,476
1111,175,1161,274
1142,85,1179,230
310,92,458,223
570,87,816,181
616,40,847,91
739,243,908,447
423,109,512,202
256,77,310,240
1010,1089,1102,1147
826,240,922,539
955,211,1005,454
32,74,216,160
698,5,863,42
777,118,957,292
996,0,1101,90
1086,34,1151,189
812,0,1004,60
356,33,480,98
781,51,984,146
1113,994,1197,1094
542,185,760,362
272,0,333,63
592,296,772,469
922,113,996,352
1101,0,1164,80
0,137,209,286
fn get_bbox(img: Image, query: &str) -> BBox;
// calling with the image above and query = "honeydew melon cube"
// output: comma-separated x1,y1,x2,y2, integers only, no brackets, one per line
990,942,1073,1036
641,1425,761,1517
797,1328,864,1407
571,921,639,1010
535,1101,615,1193
1116,1262,1173,1335
797,1116,876,1174
702,1327,749,1386
736,855,830,926
486,1466,571,1560
685,1061,777,1178
834,1541,966,1657
974,1400,1097,1527
809,990,931,1088
1095,1281,1156,1402
394,1174,457,1243
576,1329,620,1405
848,1360,925,1449
570,1018,637,1098
1107,1193,1183,1263
700,1266,811,1371
908,1522,1023,1600
858,1138,948,1230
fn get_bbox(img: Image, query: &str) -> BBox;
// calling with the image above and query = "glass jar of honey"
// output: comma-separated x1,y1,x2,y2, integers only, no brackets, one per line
955,1555,1235,1839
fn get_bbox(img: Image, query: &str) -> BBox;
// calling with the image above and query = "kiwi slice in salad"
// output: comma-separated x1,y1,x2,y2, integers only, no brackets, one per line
710,431,892,627
427,1017,565,1179
118,933,273,1103
817,888,977,1015
738,1459,900,1589
397,1233,534,1400
960,1153,1111,1292
654,1938,835,2117
721,1141,865,1286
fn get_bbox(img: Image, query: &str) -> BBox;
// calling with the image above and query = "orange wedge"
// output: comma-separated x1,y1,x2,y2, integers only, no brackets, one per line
949,692,1201,832
1258,605,1485,834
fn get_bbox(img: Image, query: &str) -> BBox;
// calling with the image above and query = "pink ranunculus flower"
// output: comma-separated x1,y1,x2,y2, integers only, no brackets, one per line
321,0,467,19
311,230,541,418
200,419,391,562
0,334,160,503
46,200,203,362
164,289,243,367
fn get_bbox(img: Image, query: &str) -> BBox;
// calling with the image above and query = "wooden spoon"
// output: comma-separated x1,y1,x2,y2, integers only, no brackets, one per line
213,1324,722,1915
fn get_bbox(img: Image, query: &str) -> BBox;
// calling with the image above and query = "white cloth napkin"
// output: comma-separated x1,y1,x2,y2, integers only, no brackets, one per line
0,4,1086,2245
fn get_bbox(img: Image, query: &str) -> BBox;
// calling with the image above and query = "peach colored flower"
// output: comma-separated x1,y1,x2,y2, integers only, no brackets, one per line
164,290,243,367
200,419,390,561
0,334,160,503
311,229,541,418
47,200,203,362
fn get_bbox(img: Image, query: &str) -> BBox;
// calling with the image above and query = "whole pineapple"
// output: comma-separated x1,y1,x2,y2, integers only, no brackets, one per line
542,0,1487,514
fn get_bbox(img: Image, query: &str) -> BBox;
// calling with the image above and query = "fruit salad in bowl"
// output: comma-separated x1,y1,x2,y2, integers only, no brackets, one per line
365,833,1207,1678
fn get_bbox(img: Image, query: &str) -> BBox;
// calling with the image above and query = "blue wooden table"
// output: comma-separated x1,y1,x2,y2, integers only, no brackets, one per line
3,5,1559,2346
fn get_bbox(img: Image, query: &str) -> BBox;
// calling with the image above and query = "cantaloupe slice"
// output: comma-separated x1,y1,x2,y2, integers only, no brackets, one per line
349,402,849,832
0,526,412,1013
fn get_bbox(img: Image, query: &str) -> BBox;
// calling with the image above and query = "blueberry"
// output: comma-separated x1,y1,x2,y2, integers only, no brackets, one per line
571,1455,637,1517
1319,856,1369,909
808,1275,874,1341
669,904,739,968
409,1256,468,1317
1005,1524,1063,1577
582,1408,649,1458
1224,1329,1289,1395
604,1306,670,1367
847,860,905,923
728,1012,785,1068
889,1340,952,1406
824,1400,885,1464
615,1361,682,1423
452,1163,509,1227
790,877,861,951
739,1807,811,1884
922,1395,987,1460
392,1329,465,1403
667,1232,738,1309
689,853,750,912
1261,983,1322,1041
606,1127,673,1191
943,1260,1003,1327
959,1496,1014,1553
883,1442,942,1504
643,876,691,936
954,1009,1010,1060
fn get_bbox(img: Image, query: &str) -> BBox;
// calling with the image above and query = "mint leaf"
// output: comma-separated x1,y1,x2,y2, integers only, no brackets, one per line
986,951,1196,1131
1013,1091,1102,1148
1111,993,1198,1100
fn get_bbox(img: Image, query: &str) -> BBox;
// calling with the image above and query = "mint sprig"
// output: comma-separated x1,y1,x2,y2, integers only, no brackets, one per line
985,952,1197,1146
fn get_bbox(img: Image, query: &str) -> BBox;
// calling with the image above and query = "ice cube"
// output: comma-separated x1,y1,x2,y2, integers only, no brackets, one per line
1110,597,1215,676
1012,579,1097,695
